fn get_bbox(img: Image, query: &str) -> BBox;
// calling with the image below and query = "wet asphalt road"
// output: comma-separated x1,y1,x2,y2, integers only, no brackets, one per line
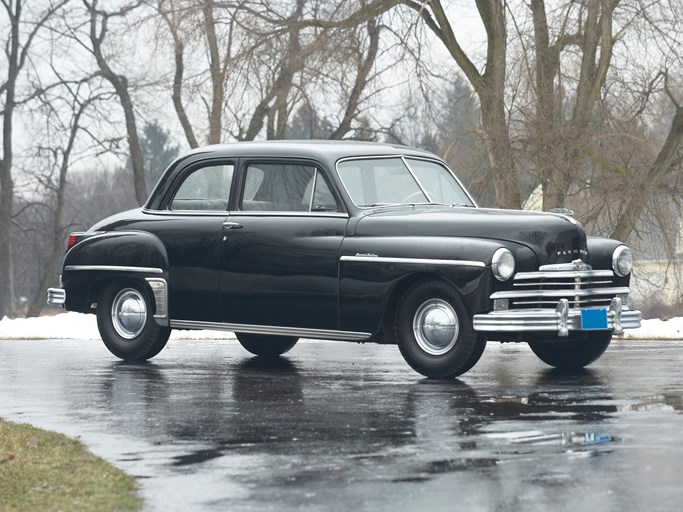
1,338,683,512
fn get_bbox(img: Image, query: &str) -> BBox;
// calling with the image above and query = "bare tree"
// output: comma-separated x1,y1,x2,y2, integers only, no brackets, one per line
152,0,388,144
25,82,98,317
0,0,69,318
611,81,683,241
81,0,148,205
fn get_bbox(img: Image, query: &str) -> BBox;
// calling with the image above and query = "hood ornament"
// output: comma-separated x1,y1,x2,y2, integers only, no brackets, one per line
572,259,588,271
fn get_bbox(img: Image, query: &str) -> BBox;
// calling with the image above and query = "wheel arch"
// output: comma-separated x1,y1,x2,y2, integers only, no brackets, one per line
62,230,170,322
378,272,436,344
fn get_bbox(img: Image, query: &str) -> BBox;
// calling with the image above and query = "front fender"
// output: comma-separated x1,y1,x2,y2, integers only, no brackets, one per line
62,231,169,313
587,236,630,287
338,236,536,334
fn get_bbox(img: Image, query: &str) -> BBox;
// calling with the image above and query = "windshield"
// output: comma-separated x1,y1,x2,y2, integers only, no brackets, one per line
336,157,475,208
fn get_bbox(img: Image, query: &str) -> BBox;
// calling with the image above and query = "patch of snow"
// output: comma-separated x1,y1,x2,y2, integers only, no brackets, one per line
620,316,683,340
0,312,234,340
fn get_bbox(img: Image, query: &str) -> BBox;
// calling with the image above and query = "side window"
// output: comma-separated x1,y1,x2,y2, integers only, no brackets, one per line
171,164,234,211
241,163,338,212
301,171,339,211
406,159,474,206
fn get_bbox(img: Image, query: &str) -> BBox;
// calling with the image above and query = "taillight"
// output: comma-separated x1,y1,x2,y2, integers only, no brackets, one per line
65,231,101,252
67,234,78,250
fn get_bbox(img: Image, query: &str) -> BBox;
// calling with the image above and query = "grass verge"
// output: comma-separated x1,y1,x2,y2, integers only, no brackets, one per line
0,418,142,512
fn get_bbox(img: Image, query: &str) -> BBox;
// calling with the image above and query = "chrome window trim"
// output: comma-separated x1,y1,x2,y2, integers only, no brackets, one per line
308,169,319,212
340,255,486,268
400,156,431,202
141,208,349,219
143,208,228,217
239,161,343,214
65,265,164,274
230,211,350,219
335,155,478,209
169,320,371,342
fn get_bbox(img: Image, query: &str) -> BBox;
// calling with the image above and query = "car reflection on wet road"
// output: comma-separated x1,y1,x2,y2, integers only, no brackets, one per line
1,339,682,511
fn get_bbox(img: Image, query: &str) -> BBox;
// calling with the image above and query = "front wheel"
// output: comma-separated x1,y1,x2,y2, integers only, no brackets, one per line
529,332,612,370
97,280,171,361
236,333,298,357
396,280,486,379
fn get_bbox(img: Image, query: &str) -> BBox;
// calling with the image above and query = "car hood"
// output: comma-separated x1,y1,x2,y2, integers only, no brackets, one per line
353,206,588,266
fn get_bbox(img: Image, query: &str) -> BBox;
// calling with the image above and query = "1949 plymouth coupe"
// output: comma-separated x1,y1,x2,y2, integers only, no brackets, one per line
48,141,641,378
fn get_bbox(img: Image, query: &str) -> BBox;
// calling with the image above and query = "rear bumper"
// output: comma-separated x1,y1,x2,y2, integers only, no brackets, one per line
47,287,66,306
473,297,641,336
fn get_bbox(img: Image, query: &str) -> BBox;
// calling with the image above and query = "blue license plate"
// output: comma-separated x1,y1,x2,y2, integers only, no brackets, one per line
581,308,608,330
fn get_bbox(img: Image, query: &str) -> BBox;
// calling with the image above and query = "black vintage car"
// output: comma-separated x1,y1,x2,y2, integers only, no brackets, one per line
48,141,641,378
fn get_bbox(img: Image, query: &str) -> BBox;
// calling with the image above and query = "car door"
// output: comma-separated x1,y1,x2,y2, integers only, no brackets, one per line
142,160,235,322
220,160,348,330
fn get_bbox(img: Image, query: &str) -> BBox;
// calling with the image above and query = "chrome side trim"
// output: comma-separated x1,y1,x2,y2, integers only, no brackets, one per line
65,265,164,274
47,288,66,306
340,255,486,268
145,278,169,326
169,320,371,341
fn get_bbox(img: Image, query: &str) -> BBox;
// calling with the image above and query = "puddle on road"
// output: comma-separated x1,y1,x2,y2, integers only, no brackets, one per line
617,394,683,412
484,430,619,450
510,431,618,447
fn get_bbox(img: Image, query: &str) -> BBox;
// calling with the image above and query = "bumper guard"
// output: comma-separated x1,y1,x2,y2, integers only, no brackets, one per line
47,287,66,306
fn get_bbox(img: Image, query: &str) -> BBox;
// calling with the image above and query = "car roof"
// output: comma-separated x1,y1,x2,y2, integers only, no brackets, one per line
182,140,437,164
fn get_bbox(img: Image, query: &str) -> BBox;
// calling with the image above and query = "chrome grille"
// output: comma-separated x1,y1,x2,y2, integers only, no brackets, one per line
490,269,629,309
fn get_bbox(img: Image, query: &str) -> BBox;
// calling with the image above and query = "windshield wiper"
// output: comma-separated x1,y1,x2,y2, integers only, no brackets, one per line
361,203,403,208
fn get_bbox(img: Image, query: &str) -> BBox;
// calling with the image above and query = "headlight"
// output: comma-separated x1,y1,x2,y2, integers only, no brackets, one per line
612,245,633,277
492,248,515,281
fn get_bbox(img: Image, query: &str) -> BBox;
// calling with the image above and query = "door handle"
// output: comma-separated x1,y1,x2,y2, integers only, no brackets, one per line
223,222,243,229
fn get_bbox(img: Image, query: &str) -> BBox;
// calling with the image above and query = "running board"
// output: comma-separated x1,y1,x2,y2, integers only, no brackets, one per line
169,319,371,342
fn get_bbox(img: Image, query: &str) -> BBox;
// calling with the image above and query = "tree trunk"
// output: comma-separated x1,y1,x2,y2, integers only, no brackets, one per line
87,0,147,205
0,1,21,318
203,1,225,145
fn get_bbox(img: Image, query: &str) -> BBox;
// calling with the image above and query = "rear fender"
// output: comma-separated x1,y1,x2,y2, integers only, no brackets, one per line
62,231,169,325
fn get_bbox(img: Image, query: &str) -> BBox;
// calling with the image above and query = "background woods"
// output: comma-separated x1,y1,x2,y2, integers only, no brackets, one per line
1,0,682,318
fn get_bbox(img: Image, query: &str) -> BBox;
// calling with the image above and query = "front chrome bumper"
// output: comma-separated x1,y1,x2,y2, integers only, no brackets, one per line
473,297,641,336
47,287,66,306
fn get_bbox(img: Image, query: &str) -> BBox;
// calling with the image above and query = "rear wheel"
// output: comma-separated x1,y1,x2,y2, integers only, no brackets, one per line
236,333,298,357
97,280,171,361
396,279,486,379
529,332,612,370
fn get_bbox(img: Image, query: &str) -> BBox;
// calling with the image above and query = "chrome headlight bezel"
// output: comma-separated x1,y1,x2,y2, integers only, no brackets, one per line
612,245,633,277
492,248,515,281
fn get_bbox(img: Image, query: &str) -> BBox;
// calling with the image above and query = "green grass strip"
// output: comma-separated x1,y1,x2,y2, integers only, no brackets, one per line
0,418,142,512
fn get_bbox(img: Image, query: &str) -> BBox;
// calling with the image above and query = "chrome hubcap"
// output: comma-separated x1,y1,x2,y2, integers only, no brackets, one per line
111,288,147,339
412,299,459,355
